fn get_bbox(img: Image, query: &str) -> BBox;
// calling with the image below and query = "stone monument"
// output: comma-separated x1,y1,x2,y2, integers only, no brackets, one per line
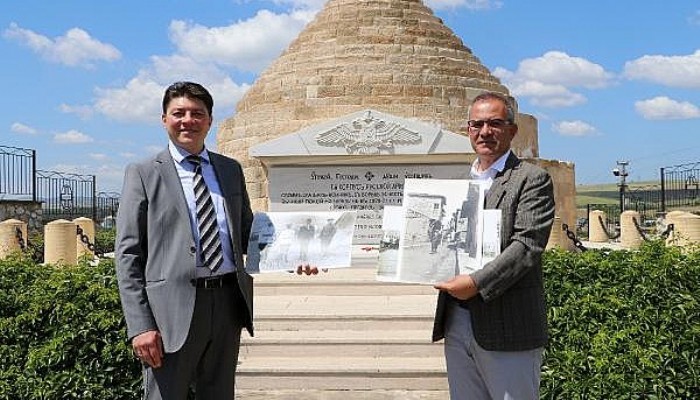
217,0,576,246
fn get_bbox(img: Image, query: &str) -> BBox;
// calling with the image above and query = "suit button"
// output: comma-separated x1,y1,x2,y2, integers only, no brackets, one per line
189,246,196,254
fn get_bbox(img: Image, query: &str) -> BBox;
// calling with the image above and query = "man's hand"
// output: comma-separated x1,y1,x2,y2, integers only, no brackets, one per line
434,274,478,301
296,264,319,275
132,330,164,368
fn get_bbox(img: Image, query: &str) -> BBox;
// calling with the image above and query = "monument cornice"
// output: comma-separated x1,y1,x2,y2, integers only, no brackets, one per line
249,109,475,166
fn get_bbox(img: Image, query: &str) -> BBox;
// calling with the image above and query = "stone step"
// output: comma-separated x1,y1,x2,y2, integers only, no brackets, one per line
241,257,447,395
254,294,438,318
240,329,440,358
236,389,449,400
252,315,434,331
255,281,437,296
236,356,447,391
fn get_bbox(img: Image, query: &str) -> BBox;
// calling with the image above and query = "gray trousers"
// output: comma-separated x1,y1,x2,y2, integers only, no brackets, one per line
143,285,244,400
444,301,543,400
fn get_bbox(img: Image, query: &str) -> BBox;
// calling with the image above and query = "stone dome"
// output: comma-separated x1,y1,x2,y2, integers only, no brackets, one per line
217,0,539,209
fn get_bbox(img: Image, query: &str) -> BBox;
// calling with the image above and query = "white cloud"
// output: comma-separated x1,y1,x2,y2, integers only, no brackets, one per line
169,9,316,72
48,163,85,174
3,22,120,68
94,77,165,124
48,163,125,190
89,153,109,161
689,10,700,26
60,103,94,119
267,0,326,11
120,152,136,159
93,163,127,191
634,96,700,120
86,8,313,123
494,51,613,108
426,0,502,10
623,50,700,89
53,130,94,144
552,120,598,137
11,122,38,135
516,51,613,88
495,74,586,108
92,73,250,124
146,145,164,154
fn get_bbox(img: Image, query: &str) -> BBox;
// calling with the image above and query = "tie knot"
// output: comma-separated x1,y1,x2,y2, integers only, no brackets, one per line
186,155,202,167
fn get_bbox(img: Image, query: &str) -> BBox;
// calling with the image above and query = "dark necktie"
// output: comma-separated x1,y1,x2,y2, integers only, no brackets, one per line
187,155,223,272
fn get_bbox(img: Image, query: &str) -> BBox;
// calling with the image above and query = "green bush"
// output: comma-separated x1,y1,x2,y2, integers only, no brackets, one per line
0,241,697,398
94,228,116,256
542,240,700,399
0,254,140,400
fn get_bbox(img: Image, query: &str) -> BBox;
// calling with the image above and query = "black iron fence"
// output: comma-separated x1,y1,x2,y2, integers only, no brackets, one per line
585,204,621,238
1,145,122,226
582,162,700,239
35,170,96,222
96,191,120,228
0,145,35,199
661,162,700,210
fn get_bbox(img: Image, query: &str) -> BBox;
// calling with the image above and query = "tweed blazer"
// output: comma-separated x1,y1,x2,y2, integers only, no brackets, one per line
432,153,555,351
115,149,254,353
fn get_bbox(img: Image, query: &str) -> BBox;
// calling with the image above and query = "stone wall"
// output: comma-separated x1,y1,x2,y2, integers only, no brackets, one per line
0,200,42,231
533,159,577,250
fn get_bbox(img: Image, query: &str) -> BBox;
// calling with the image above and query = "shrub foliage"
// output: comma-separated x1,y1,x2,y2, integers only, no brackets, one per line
542,241,699,399
0,255,140,399
0,240,698,399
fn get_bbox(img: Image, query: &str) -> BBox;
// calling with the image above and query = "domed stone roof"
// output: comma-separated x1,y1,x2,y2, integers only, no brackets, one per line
217,0,539,209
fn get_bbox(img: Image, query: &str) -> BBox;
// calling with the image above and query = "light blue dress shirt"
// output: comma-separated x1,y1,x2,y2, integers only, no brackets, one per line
169,141,236,277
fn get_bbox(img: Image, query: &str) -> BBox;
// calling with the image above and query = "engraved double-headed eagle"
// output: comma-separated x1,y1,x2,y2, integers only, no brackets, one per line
315,111,421,155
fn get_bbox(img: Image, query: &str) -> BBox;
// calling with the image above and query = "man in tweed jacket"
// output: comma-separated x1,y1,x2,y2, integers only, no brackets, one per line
433,92,555,399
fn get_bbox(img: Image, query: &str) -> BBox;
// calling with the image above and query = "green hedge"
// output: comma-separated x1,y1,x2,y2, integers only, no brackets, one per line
0,241,698,399
0,255,140,399
542,241,699,399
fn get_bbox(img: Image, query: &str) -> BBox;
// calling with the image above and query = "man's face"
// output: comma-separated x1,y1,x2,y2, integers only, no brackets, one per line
465,99,517,162
162,96,212,154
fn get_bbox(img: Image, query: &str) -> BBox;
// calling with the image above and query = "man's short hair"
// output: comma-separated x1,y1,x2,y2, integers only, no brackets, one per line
162,81,214,116
469,92,517,123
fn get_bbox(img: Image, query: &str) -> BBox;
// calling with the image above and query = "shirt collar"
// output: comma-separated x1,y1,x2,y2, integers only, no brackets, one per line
471,150,511,178
168,141,211,165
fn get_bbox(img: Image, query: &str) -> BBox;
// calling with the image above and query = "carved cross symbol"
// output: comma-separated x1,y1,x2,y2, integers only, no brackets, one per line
365,171,375,181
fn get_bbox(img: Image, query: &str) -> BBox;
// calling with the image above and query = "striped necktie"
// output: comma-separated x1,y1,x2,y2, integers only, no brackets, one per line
187,155,223,272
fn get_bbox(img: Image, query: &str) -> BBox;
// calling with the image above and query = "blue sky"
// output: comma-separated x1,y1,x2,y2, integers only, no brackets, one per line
2,0,699,192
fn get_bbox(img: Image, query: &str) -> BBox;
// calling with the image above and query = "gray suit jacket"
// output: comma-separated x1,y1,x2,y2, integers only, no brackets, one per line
432,153,555,351
115,149,254,353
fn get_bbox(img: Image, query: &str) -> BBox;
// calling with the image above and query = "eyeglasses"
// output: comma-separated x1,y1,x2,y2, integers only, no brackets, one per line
463,119,513,133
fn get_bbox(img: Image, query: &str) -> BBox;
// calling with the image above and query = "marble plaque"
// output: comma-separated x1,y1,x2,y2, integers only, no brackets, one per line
268,164,470,244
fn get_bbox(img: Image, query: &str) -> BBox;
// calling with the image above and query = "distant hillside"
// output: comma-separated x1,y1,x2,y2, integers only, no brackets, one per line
575,181,659,208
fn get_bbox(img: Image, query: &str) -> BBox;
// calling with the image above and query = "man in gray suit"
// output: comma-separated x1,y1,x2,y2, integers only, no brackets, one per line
434,92,555,399
116,82,317,399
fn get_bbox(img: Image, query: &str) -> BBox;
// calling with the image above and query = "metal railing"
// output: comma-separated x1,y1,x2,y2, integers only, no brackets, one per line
0,145,35,199
96,191,120,228
35,170,96,223
660,162,700,211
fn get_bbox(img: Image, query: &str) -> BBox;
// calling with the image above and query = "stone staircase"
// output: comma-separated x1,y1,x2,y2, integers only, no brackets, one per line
236,250,449,399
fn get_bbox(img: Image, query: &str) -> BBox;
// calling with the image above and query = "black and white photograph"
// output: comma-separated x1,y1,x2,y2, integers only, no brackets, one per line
245,211,357,273
394,179,488,284
376,205,403,281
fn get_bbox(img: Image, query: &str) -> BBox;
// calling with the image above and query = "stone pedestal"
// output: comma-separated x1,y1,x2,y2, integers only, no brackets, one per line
0,219,27,258
588,210,608,243
666,212,700,247
73,217,95,258
44,219,77,265
620,210,643,249
546,216,564,250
